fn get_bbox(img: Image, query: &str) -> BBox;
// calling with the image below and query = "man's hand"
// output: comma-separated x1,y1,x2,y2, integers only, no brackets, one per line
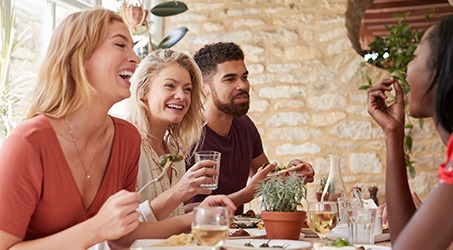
287,159,315,183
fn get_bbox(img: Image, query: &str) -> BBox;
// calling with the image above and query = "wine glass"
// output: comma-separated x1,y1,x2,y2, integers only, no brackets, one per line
192,206,229,250
307,201,338,239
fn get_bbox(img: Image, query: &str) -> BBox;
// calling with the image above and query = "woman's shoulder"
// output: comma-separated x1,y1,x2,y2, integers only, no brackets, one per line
10,114,53,138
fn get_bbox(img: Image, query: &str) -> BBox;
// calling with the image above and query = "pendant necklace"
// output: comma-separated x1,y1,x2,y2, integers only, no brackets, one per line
65,118,107,181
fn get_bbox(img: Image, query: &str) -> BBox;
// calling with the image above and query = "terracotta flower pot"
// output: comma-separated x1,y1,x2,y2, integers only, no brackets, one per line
261,210,306,240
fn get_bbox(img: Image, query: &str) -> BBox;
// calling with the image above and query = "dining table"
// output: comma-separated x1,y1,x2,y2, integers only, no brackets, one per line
128,229,393,249
301,235,392,247
218,233,392,249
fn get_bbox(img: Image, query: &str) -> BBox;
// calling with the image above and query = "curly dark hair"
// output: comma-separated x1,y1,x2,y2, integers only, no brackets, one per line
193,42,244,83
425,14,453,133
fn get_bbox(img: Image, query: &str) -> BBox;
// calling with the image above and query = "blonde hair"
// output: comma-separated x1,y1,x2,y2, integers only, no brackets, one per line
27,8,123,118
127,49,205,158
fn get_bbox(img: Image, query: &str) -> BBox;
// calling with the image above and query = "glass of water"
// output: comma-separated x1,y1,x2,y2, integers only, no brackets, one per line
195,151,221,190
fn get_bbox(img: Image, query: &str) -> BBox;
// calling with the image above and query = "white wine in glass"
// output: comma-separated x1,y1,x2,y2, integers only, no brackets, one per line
192,206,229,250
307,201,338,239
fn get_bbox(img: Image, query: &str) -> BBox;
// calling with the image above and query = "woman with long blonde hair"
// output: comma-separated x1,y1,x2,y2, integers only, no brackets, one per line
0,8,142,249
127,49,217,221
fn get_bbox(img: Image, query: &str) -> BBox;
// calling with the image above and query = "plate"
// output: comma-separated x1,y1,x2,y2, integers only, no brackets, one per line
223,239,311,250
130,239,208,249
326,232,391,243
353,244,391,250
229,228,266,239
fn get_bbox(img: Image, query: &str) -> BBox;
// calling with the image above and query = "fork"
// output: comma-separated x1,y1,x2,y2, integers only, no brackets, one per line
138,159,172,194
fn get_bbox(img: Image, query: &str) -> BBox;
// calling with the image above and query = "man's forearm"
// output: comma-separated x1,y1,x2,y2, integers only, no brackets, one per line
228,186,255,208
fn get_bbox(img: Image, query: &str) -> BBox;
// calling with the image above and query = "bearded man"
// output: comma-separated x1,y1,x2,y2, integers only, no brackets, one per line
185,42,315,214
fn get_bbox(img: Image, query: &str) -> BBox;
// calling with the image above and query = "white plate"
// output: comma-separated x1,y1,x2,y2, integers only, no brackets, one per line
326,232,390,243
229,228,266,239
354,244,391,250
223,239,311,250
130,239,208,250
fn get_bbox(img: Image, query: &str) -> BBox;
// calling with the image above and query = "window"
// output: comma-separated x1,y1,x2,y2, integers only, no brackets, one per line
12,0,129,116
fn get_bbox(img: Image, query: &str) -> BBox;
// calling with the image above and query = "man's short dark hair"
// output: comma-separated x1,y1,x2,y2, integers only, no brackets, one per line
193,42,244,83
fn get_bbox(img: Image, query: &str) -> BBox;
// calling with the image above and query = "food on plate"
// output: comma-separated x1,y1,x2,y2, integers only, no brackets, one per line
230,213,263,229
229,228,251,237
243,240,285,248
242,209,256,218
230,221,258,228
312,238,365,250
151,233,197,246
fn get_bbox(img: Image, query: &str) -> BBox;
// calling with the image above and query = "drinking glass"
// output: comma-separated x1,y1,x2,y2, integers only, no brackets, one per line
195,151,221,190
346,208,377,244
337,197,361,226
307,201,338,239
192,206,229,250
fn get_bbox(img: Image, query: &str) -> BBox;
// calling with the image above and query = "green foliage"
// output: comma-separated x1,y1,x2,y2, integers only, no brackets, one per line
255,173,306,212
319,176,328,192
359,11,434,178
151,1,188,17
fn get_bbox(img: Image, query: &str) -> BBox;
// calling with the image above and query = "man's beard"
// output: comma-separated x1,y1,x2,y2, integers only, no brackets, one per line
211,87,250,117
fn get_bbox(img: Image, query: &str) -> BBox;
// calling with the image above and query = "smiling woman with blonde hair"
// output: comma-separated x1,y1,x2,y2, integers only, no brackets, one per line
0,8,142,249
127,49,219,222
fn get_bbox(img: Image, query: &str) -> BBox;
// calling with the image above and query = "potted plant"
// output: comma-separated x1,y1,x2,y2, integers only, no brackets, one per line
119,0,189,59
255,172,307,240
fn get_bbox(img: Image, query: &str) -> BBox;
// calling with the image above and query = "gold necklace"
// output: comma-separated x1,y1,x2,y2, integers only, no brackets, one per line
65,118,107,181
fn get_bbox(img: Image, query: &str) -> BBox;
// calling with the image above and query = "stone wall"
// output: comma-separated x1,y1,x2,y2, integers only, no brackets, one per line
163,0,443,203
10,0,443,204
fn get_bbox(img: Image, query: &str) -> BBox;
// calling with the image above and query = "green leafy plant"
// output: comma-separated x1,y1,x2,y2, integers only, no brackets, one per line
319,176,328,192
358,11,433,178
0,0,33,138
255,173,306,212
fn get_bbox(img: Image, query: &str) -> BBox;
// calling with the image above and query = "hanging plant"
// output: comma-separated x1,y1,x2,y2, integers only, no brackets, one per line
359,11,434,178
119,0,189,59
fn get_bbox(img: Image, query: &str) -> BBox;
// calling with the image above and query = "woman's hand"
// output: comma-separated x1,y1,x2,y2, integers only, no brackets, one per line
171,160,217,202
92,190,142,241
199,195,237,219
367,78,405,134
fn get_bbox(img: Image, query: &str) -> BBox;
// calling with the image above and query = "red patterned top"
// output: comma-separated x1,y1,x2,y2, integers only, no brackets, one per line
438,133,453,184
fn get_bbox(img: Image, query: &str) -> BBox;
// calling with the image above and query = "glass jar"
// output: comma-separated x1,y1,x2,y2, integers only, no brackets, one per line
321,154,347,201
